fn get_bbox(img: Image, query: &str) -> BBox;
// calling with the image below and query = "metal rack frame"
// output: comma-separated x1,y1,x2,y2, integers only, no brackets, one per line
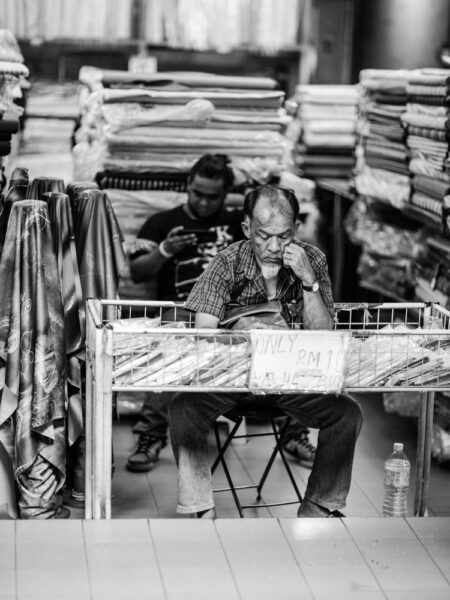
85,298,450,519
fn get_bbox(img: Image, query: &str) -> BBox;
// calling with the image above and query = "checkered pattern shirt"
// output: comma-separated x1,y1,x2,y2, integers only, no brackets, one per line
184,240,334,323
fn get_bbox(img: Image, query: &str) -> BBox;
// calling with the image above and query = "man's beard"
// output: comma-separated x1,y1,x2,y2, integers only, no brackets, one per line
260,262,281,279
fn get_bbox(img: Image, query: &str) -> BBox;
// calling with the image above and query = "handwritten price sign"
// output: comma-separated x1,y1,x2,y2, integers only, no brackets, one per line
249,330,351,393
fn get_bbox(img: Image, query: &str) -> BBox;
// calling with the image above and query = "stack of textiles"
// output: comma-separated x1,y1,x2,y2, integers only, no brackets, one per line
0,30,28,163
74,67,292,300
401,68,450,223
413,236,450,309
355,69,410,209
75,67,291,187
288,85,358,179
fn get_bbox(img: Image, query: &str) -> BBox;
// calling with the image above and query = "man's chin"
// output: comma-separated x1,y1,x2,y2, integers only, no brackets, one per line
260,263,281,279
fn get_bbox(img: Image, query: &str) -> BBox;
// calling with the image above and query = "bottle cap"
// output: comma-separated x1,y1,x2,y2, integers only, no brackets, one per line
394,442,403,452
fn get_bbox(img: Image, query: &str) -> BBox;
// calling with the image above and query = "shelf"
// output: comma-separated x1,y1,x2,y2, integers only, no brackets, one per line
358,280,411,303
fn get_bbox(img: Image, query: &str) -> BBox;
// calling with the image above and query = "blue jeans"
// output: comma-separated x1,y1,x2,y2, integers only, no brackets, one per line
132,392,171,444
168,392,362,514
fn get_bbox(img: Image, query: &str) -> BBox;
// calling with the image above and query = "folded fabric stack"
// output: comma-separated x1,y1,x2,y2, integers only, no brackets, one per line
0,30,28,160
414,236,450,308
288,85,358,179
401,68,450,224
75,67,291,188
355,69,410,208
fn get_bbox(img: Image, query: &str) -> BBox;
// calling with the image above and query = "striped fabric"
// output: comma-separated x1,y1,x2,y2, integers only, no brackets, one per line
410,191,442,216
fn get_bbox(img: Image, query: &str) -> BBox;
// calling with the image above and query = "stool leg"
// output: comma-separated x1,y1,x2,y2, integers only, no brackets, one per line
256,418,302,505
212,420,245,517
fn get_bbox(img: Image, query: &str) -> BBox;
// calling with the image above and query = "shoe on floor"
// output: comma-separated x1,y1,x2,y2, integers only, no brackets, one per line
282,433,316,468
127,436,164,472
297,499,345,518
52,505,71,519
190,508,216,519
63,489,85,509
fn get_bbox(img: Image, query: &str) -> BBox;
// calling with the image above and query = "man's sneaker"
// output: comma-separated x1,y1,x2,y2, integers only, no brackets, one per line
127,436,164,472
282,433,316,468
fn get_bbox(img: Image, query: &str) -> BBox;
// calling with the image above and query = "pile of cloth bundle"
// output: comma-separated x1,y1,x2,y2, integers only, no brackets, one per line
401,68,450,224
288,84,358,179
74,67,292,300
0,29,28,164
75,66,291,188
354,69,410,209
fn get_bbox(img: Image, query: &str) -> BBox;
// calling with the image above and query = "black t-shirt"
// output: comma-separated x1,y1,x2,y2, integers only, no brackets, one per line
130,204,244,300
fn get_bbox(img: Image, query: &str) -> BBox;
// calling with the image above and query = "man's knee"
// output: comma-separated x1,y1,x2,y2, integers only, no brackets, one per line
339,395,363,431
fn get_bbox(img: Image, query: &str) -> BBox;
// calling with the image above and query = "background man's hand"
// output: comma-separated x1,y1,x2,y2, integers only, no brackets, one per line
162,226,198,255
282,243,316,285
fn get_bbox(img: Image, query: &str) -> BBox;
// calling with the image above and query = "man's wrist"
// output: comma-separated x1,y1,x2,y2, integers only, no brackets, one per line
159,240,174,258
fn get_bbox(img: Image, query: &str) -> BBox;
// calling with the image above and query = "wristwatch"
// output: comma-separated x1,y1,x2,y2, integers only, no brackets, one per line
302,280,320,293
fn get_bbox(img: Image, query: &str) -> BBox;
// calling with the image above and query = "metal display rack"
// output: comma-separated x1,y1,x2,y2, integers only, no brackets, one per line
85,299,450,519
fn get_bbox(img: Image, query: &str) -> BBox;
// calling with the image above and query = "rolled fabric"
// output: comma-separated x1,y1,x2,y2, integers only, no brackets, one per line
0,118,19,134
65,181,98,231
71,189,126,321
44,192,84,446
0,178,28,258
26,177,65,200
0,200,66,518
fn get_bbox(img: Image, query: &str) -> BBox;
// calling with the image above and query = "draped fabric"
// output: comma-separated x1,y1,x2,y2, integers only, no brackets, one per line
0,200,66,518
71,189,126,320
45,192,84,447
26,177,65,200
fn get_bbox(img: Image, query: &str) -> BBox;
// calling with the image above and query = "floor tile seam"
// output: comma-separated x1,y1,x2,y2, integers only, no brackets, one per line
404,518,450,584
212,520,244,600
353,479,383,516
81,520,97,600
277,518,316,599
147,519,169,600
144,468,164,517
340,519,390,599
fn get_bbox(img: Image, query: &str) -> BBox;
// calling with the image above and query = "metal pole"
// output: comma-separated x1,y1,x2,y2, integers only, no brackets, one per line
414,392,427,516
420,391,435,516
101,328,114,519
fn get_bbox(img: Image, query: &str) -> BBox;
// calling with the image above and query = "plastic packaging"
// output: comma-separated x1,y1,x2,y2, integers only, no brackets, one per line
382,442,410,517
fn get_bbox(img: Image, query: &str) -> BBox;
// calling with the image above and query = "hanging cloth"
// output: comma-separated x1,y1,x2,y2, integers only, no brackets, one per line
44,192,84,447
26,177,65,200
71,189,126,320
65,180,98,233
0,200,67,518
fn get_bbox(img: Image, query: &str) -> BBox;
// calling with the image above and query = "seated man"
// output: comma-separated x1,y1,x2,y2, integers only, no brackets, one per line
127,155,316,472
169,184,363,518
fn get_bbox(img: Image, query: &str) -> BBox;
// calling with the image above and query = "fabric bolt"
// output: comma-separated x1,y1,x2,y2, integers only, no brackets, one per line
406,102,448,117
408,69,450,86
407,83,449,97
401,112,448,130
0,200,66,519
365,157,410,176
411,191,442,217
409,157,450,181
412,175,450,200
408,93,450,106
71,189,126,320
408,125,448,141
0,59,28,77
44,192,84,447
26,177,65,200
0,141,11,155
0,181,28,258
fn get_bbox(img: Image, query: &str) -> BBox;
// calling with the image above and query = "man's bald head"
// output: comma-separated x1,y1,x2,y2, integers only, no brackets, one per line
243,185,300,224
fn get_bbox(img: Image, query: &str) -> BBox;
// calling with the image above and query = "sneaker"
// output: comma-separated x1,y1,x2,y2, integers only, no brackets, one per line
282,432,316,468
297,499,345,518
127,436,164,472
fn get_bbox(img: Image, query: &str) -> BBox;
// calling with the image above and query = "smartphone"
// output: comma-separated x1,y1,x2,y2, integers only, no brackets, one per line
182,228,217,243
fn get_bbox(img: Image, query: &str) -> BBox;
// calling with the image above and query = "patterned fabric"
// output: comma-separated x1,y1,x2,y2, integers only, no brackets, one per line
71,189,126,321
0,200,66,518
45,192,84,446
412,176,450,201
184,239,334,322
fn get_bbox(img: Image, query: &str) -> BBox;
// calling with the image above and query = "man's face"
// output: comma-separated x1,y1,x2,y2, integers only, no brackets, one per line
243,196,296,277
187,175,227,220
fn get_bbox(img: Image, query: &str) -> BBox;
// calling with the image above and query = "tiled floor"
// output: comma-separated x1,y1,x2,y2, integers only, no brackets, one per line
2,517,450,600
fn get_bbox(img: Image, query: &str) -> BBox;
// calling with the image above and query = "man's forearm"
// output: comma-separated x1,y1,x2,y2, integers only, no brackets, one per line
129,248,169,282
302,293,334,330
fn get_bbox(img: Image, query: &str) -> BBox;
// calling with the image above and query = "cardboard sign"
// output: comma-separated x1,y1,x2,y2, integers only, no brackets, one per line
249,330,351,393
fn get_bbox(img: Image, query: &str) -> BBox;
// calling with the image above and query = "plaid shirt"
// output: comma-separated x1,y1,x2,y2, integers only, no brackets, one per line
185,240,334,323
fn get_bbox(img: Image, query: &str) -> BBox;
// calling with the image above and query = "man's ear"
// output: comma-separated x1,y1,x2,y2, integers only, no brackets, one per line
241,218,250,239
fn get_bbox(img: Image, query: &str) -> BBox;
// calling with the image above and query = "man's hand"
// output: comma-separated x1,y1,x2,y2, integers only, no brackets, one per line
282,243,316,285
162,226,197,256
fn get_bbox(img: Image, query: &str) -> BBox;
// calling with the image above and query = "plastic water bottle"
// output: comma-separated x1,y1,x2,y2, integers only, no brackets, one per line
382,442,410,517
